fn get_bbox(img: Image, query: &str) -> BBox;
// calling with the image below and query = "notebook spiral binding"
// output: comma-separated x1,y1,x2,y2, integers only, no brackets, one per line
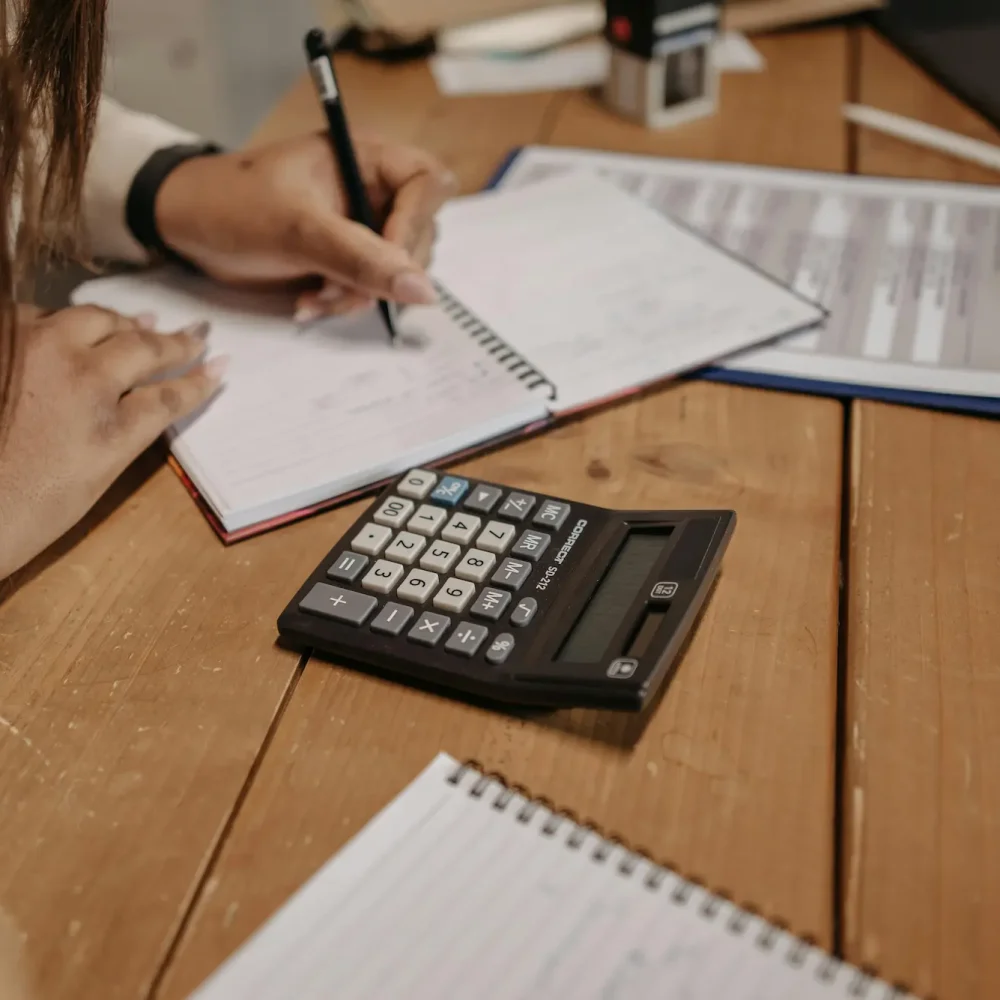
435,281,556,400
447,759,919,1000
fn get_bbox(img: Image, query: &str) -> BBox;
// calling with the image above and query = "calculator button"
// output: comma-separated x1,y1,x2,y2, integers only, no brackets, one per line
465,484,503,514
510,530,551,562
396,568,440,605
384,531,427,566
362,560,405,595
476,520,516,555
445,622,489,658
352,522,393,557
470,587,511,622
533,500,571,530
327,551,369,583
499,492,536,522
300,583,377,626
441,512,482,545
370,602,414,636
408,612,451,646
510,597,538,627
454,548,497,584
433,578,477,614
407,504,448,537
397,469,437,500
491,558,532,591
419,540,462,575
486,633,516,665
430,476,470,507
373,496,415,529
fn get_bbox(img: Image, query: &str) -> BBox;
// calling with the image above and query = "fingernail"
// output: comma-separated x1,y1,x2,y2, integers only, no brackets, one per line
390,271,437,305
184,321,211,340
317,285,346,304
294,303,323,323
204,355,230,380
136,312,157,329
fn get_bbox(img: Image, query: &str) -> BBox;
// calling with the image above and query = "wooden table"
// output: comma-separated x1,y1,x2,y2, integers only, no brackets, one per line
1,24,997,1000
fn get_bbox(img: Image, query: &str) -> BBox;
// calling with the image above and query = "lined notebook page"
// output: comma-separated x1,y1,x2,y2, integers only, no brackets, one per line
190,754,912,1000
431,172,825,414
72,274,548,532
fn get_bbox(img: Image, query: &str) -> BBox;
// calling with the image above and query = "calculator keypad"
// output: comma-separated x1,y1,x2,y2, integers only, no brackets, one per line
300,471,574,668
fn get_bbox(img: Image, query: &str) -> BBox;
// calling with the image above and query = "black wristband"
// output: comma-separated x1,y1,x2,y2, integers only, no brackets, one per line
125,142,225,268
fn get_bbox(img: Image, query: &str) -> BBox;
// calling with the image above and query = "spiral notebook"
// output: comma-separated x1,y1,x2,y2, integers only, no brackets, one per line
73,173,822,541
189,753,914,1000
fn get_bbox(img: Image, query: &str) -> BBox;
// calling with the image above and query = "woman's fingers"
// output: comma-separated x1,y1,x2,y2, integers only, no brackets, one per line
94,321,211,392
116,356,229,455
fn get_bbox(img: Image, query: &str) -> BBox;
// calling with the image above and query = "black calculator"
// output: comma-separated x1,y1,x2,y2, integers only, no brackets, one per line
278,469,736,711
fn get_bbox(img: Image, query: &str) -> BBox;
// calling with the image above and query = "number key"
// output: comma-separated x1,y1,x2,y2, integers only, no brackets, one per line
396,569,440,605
454,548,497,584
362,559,405,595
384,531,426,566
420,540,462,575
408,504,448,537
476,520,516,555
441,512,481,545
433,578,476,614
373,496,415,529
397,468,437,500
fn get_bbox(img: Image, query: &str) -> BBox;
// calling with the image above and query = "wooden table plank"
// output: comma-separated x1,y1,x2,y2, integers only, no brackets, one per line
161,31,847,998
0,56,560,1000
845,30,1000,1000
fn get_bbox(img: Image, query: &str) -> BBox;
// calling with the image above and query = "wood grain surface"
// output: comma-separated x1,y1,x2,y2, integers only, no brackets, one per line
843,30,1000,1000
160,34,846,999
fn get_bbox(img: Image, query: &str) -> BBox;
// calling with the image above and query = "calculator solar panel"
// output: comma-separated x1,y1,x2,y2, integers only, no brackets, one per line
278,469,736,711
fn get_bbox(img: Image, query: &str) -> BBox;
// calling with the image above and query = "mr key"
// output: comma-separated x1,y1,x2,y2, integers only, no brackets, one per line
278,469,736,711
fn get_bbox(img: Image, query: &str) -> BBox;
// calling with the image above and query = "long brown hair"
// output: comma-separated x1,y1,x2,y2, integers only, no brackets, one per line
0,0,107,428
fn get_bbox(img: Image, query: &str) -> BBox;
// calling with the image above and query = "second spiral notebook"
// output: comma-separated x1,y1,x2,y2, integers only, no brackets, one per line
189,753,913,999
73,173,822,541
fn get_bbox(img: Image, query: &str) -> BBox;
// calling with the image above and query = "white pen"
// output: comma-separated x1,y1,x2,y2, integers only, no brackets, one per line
844,103,1000,175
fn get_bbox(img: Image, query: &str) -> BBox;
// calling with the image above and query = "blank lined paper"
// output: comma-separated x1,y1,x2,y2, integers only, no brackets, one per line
432,173,825,414
189,754,912,1000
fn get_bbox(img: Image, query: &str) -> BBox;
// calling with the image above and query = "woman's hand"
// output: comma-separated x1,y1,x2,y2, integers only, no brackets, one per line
0,307,226,579
154,133,457,322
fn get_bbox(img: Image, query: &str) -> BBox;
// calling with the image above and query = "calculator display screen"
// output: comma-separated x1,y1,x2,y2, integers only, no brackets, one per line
557,529,673,663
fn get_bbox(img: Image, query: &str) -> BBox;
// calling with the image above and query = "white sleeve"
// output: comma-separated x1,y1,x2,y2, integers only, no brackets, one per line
81,95,202,263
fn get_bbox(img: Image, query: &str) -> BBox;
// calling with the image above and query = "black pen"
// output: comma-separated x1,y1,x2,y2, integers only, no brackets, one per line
304,28,399,342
